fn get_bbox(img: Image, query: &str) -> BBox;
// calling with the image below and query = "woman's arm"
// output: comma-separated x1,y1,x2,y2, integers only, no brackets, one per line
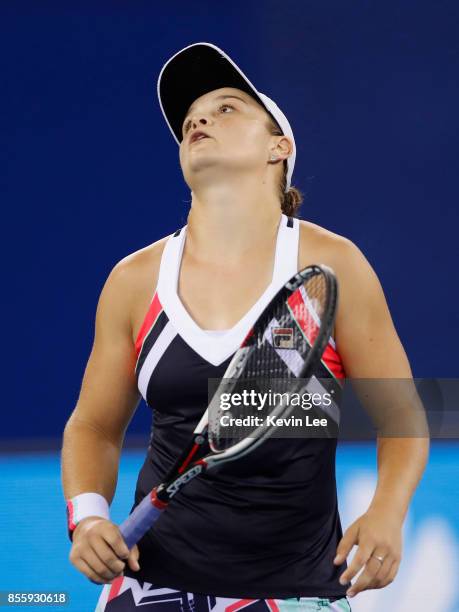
62,259,141,498
330,239,429,598
61,258,142,583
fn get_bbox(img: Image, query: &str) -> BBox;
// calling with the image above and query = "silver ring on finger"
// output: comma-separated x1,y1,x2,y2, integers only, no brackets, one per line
371,554,385,564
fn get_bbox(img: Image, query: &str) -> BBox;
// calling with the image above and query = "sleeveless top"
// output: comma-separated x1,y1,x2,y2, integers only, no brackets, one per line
123,214,348,599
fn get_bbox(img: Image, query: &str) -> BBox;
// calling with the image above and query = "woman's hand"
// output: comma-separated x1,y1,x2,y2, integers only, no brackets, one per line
69,517,140,585
333,507,403,598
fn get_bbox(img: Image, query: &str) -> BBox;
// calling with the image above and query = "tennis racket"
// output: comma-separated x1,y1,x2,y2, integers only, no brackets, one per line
119,264,338,549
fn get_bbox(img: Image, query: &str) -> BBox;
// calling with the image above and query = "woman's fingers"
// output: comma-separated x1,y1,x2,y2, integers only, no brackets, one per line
127,544,141,572
70,517,129,584
347,551,398,597
100,523,131,560
73,555,116,585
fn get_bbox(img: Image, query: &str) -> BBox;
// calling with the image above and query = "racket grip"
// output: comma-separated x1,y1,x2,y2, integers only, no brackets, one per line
119,490,166,549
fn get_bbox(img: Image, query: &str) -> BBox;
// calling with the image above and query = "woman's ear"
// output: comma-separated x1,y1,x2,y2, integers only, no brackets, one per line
268,136,292,164
276,136,293,160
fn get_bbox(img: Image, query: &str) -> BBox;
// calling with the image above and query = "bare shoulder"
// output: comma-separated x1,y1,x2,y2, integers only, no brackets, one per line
298,219,356,264
298,219,376,287
110,235,170,291
101,234,172,341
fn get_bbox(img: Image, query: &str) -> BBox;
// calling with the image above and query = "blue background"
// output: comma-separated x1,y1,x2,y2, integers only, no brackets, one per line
1,2,458,611
2,1,458,439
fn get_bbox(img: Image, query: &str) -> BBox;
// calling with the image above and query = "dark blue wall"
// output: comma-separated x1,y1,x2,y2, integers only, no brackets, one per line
2,2,458,439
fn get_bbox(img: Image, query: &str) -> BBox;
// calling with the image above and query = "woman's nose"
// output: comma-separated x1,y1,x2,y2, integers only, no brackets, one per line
190,115,211,129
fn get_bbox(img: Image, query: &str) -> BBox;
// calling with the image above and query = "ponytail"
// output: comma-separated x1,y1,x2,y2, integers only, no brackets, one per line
279,161,303,217
267,119,303,218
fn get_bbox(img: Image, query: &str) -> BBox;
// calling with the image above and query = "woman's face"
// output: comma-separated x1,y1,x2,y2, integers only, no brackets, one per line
178,87,283,188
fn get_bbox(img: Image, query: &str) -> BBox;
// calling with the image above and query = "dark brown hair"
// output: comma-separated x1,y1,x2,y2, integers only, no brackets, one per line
267,118,303,217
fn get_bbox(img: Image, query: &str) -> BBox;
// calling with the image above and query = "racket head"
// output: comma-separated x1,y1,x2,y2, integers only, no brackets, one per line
208,264,338,453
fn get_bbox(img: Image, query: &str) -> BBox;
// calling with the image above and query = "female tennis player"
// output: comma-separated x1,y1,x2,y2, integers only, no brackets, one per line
61,43,429,611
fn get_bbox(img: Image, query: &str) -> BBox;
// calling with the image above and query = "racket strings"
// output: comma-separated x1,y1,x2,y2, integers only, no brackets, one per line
209,272,330,451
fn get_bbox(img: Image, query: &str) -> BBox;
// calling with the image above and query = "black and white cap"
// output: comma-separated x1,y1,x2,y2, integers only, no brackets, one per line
157,42,296,191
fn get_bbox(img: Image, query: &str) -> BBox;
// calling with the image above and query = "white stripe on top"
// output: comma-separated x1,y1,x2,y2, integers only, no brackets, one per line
137,321,177,401
156,214,300,366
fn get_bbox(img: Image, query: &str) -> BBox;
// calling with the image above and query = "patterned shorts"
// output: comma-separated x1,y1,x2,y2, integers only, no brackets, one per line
95,577,351,611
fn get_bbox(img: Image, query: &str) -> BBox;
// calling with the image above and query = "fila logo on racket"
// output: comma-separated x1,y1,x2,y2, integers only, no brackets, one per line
272,327,294,349
166,465,203,497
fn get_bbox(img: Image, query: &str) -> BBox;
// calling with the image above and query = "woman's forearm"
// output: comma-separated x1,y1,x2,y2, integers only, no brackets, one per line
61,414,123,504
368,436,430,521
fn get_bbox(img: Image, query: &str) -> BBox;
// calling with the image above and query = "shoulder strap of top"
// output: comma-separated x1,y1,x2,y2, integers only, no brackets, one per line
271,214,300,287
157,225,187,303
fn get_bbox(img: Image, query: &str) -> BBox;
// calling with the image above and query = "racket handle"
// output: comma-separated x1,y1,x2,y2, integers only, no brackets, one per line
119,490,167,549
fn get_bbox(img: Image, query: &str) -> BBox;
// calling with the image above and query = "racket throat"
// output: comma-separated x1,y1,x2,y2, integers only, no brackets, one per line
160,460,208,501
167,433,208,477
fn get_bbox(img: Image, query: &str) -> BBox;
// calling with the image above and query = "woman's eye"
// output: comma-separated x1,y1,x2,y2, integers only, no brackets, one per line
219,104,234,113
183,104,234,133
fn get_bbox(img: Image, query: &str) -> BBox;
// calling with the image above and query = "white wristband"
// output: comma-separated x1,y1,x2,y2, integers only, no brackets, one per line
66,492,110,536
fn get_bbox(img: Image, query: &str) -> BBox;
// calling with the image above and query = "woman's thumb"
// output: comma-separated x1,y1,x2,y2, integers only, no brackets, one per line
127,544,140,572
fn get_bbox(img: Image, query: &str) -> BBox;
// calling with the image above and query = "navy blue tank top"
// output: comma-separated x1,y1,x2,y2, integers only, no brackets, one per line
124,215,348,598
